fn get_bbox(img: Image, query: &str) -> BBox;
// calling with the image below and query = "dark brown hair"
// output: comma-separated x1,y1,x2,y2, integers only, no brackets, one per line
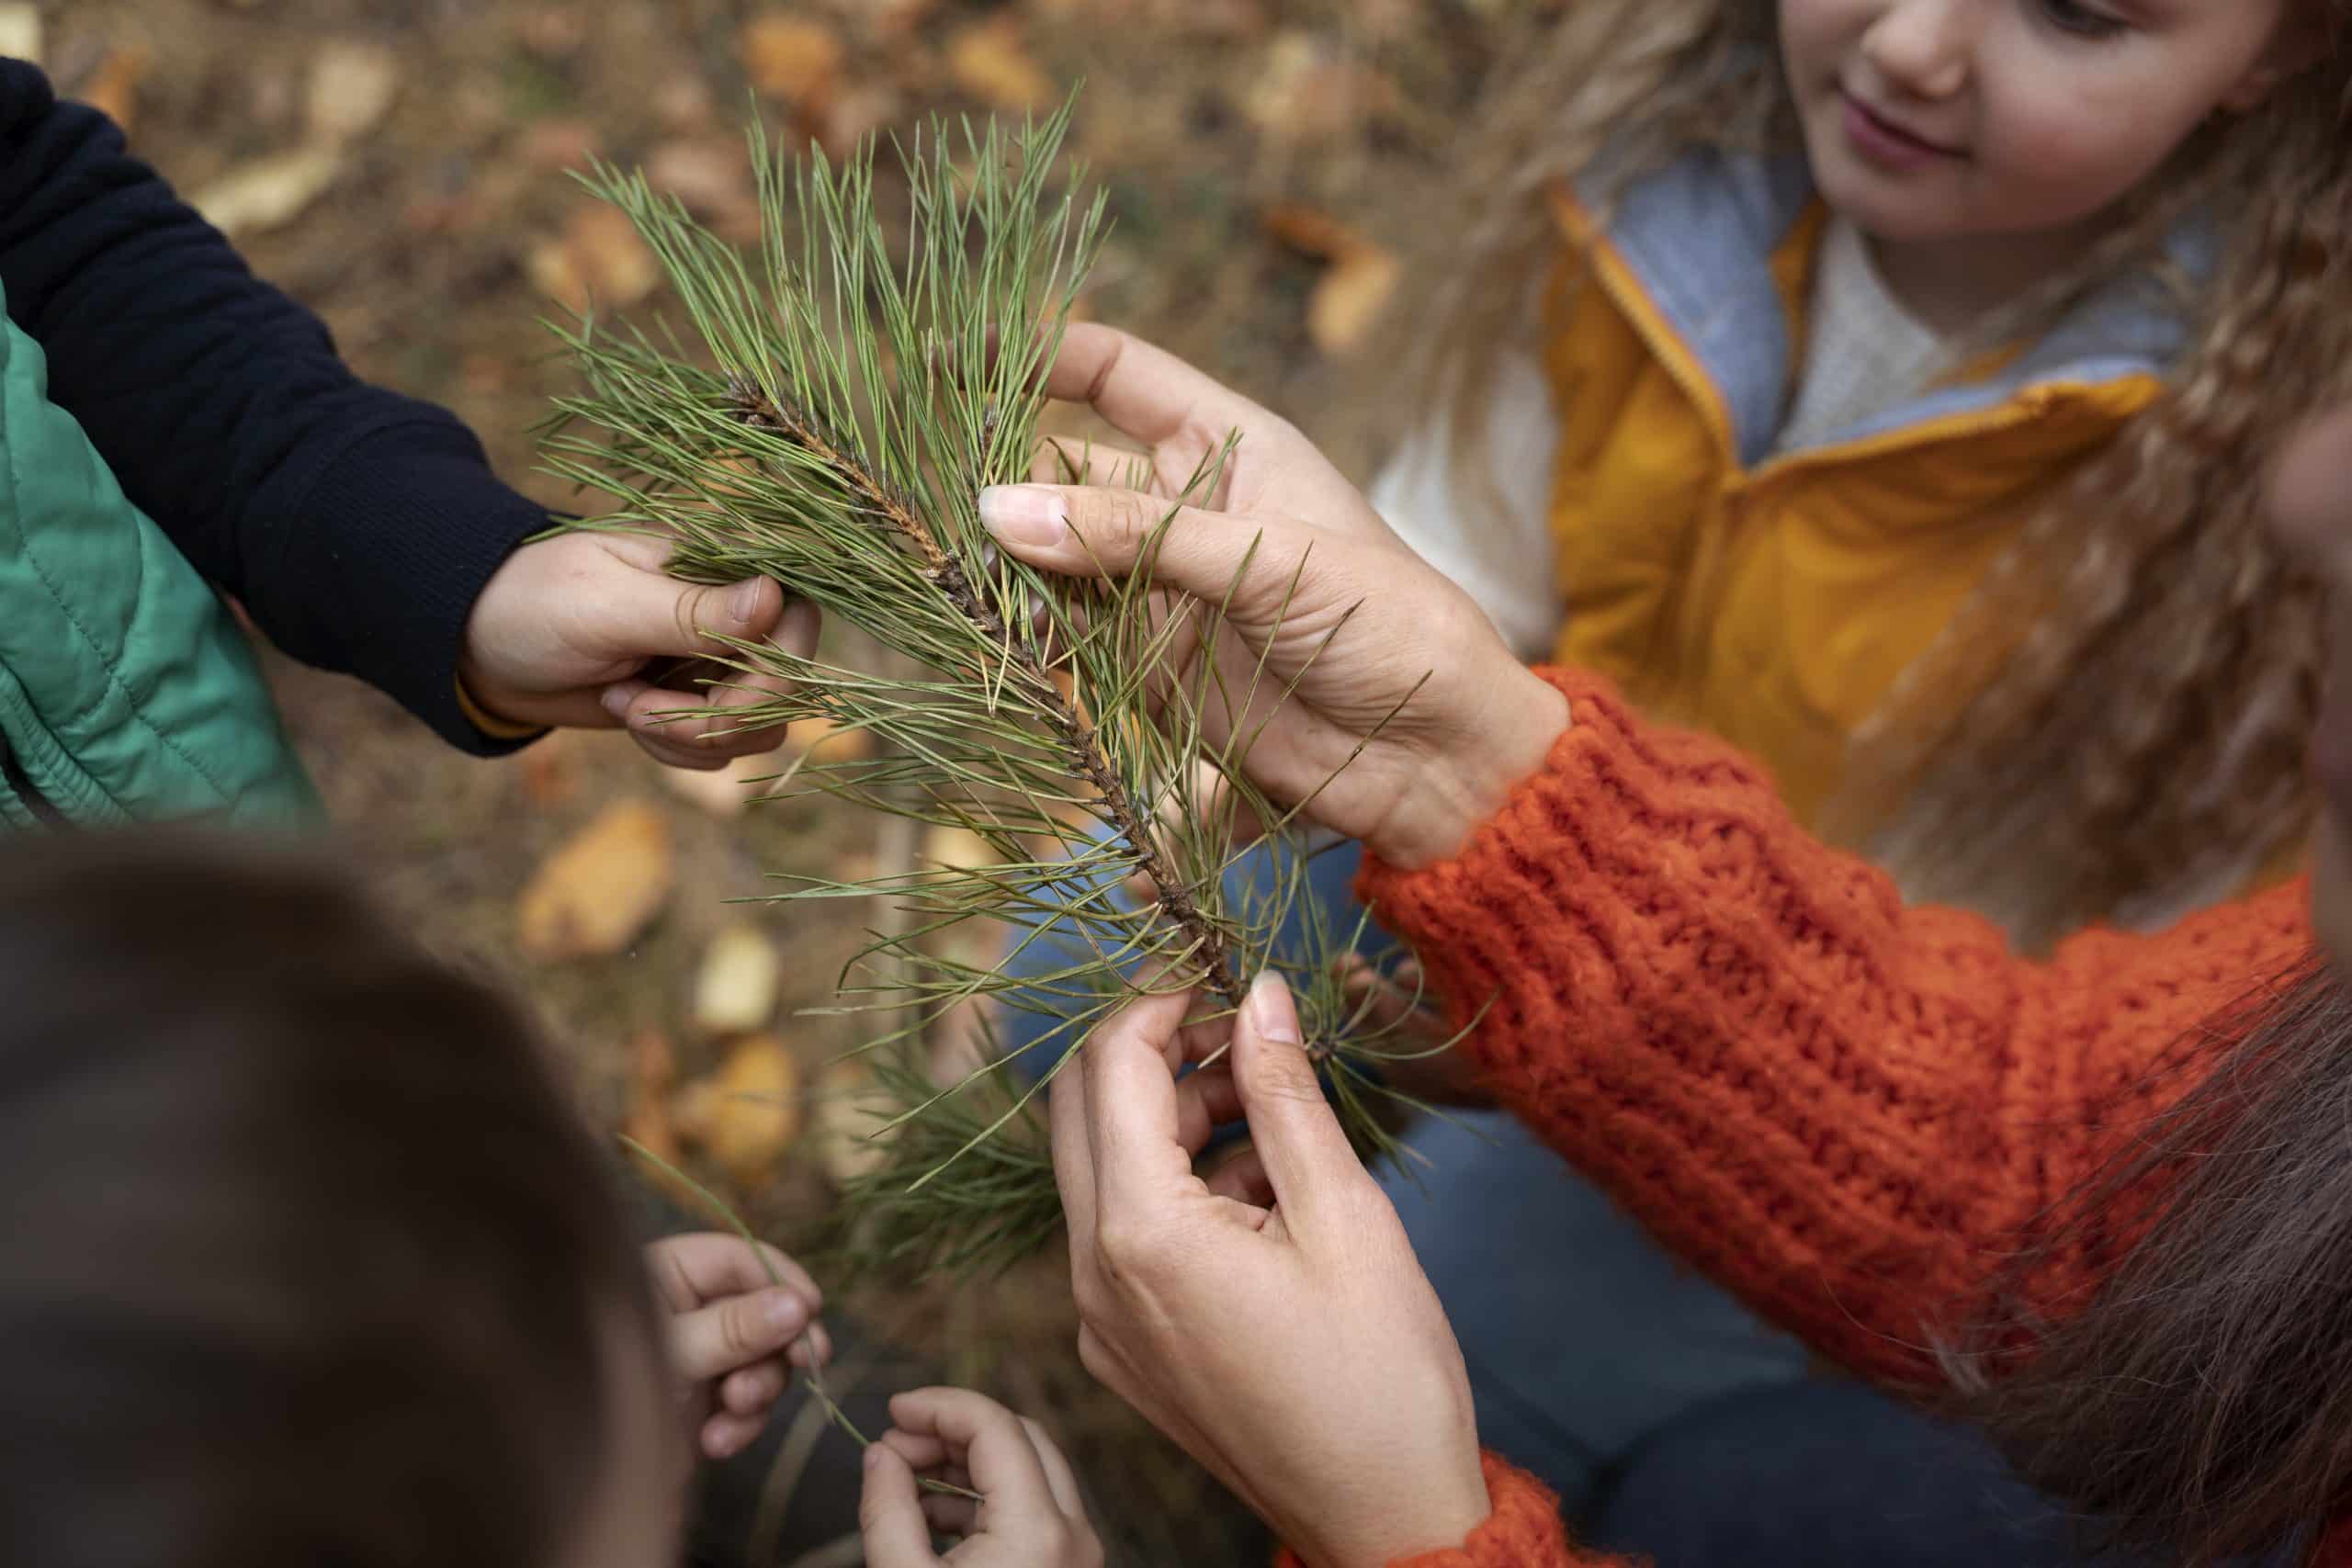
0,831,657,1568
1962,961,2352,1564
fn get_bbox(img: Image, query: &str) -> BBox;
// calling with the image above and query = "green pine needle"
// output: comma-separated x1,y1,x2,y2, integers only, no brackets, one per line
549,96,1448,1281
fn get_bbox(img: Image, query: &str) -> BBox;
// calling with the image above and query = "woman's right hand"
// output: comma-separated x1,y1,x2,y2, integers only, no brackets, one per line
979,324,1569,870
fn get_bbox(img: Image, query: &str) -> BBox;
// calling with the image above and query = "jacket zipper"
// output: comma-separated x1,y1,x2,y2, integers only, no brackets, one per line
0,731,67,827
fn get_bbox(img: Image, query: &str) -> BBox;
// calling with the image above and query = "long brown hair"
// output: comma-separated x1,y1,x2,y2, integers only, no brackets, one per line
1955,963,2352,1564
1370,0,2352,951
0,831,658,1568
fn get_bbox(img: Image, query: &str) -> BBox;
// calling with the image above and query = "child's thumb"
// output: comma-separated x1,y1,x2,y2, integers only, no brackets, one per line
858,1443,941,1568
605,569,786,661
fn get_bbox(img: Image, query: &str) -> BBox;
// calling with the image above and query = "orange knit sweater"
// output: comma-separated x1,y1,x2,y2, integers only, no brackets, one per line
1280,668,2316,1568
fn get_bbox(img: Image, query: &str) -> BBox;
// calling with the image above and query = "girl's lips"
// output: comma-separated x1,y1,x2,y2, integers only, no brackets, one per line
1839,91,1964,171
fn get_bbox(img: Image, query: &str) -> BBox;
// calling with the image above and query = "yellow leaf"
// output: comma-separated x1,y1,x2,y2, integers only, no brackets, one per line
189,148,344,238
621,1030,681,1166
791,715,875,762
529,204,662,315
922,824,998,872
812,1060,897,1189
306,40,401,144
741,14,844,105
704,1035,803,1184
515,801,674,960
80,47,147,132
0,6,43,66
1308,243,1401,358
694,924,782,1036
946,18,1056,114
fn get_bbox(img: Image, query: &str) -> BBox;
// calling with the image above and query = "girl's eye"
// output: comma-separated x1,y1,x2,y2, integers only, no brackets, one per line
2036,0,2130,39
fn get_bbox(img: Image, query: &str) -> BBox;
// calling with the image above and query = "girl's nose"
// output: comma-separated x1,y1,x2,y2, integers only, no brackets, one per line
1860,0,1974,101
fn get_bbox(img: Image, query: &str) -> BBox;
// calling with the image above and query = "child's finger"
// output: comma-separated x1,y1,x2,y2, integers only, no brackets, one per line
666,1287,813,1382
1173,1061,1243,1156
702,1409,769,1461
885,1388,1059,1522
1203,1143,1274,1210
1016,1415,1088,1518
650,1234,824,1314
720,1359,788,1416
858,1444,944,1568
921,1491,980,1537
876,1427,952,1472
785,1320,832,1370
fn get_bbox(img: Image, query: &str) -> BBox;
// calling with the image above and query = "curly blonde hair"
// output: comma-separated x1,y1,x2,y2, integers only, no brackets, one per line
1377,0,2352,950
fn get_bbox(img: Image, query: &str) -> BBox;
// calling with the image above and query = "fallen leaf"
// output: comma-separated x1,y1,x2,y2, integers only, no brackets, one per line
190,147,344,238
653,73,715,132
703,1035,803,1184
812,1060,897,1189
515,800,674,960
922,824,998,872
660,751,768,818
529,204,662,315
306,40,400,144
741,13,844,106
1261,202,1362,261
1245,30,1392,142
790,715,874,763
516,729,576,807
694,924,782,1036
514,6,587,58
647,138,758,234
1309,244,1402,358
518,118,602,170
0,6,42,65
79,47,148,132
946,18,1056,114
621,1030,681,1164
820,83,905,155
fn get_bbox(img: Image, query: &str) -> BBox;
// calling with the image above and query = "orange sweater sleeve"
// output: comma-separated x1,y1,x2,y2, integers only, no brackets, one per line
1358,669,2315,1386
1272,1455,1612,1568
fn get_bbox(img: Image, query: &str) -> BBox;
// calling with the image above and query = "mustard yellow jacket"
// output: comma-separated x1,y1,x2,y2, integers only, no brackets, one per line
1537,154,2199,825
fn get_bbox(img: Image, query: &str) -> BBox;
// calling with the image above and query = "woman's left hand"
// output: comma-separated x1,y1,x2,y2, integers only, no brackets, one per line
1051,974,1492,1568
644,1233,832,1461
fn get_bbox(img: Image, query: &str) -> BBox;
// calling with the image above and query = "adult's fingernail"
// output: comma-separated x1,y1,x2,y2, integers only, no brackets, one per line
767,1292,808,1335
978,485,1068,547
1246,971,1300,1046
730,579,765,624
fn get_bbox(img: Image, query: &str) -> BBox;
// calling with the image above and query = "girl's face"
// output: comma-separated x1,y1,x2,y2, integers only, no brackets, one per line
1779,0,2295,244
2268,409,2352,976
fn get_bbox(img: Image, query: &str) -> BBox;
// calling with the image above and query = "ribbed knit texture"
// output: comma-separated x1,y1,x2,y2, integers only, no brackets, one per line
1267,671,2313,1566
1359,668,2311,1388
1272,1455,1594,1568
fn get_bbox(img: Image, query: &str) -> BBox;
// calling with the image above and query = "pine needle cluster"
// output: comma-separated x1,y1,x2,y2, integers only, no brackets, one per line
542,102,1453,1279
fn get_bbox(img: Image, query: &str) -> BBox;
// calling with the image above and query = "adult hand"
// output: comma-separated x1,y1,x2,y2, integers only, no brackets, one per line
978,323,1568,869
644,1234,831,1461
461,530,819,771
1052,974,1492,1568
859,1387,1103,1567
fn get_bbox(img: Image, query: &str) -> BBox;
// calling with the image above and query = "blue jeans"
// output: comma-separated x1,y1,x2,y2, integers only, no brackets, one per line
994,835,1811,1514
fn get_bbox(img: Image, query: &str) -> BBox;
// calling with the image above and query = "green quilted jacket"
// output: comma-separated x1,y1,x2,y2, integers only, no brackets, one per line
0,302,320,829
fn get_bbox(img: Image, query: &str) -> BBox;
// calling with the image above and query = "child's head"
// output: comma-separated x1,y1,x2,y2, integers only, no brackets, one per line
0,833,682,1568
1780,0,2323,247
1382,0,2351,948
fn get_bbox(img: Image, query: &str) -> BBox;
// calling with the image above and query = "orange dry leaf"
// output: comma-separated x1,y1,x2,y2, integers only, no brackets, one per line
740,13,845,106
693,923,782,1037
1310,245,1402,358
946,18,1057,114
80,47,147,132
529,204,662,315
701,1035,804,1184
621,1030,681,1165
515,800,674,960
1261,202,1363,262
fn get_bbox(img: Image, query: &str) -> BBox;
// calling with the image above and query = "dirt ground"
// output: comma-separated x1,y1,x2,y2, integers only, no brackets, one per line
34,1,1525,1561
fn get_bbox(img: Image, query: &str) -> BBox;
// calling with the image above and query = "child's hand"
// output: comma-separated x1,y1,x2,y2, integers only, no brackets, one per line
859,1388,1102,1568
644,1233,831,1461
461,531,821,771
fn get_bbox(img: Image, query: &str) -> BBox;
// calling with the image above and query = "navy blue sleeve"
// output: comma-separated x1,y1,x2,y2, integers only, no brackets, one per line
0,57,548,754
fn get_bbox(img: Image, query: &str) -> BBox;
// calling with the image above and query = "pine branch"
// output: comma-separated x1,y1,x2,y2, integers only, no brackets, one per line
543,97,1452,1279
